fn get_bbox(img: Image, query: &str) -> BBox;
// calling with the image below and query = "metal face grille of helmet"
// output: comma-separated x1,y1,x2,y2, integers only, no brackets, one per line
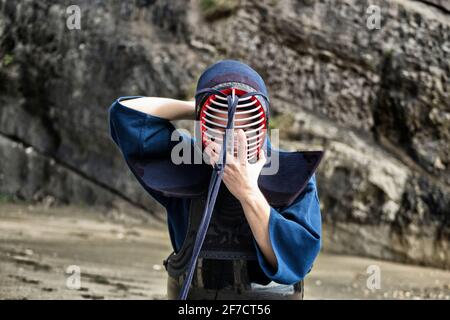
198,87,268,161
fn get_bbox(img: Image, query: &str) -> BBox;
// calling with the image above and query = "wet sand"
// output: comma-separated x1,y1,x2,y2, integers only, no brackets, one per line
0,203,449,300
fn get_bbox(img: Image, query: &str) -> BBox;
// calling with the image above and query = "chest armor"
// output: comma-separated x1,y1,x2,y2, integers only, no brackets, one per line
200,185,256,260
167,185,256,280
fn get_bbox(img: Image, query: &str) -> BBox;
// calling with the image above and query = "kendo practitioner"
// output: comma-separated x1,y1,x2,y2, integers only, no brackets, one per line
108,60,324,300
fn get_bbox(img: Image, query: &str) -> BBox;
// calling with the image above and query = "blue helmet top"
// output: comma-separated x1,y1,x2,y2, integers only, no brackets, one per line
196,60,268,97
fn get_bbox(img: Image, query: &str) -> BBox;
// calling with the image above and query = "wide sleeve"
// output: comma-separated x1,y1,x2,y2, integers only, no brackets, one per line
108,96,177,207
253,174,322,285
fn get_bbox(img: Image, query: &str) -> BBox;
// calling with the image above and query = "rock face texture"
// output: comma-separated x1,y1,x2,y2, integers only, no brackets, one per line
0,0,449,268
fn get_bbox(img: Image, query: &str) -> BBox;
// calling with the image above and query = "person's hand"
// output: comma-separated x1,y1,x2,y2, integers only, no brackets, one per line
204,129,266,202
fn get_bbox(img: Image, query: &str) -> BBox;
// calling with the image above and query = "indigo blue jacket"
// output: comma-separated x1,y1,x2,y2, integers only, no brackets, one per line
108,96,322,285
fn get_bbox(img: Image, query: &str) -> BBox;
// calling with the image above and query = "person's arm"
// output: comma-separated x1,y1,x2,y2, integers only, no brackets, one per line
120,97,195,121
235,170,321,285
108,96,195,206
239,185,277,268
253,176,321,284
205,130,321,284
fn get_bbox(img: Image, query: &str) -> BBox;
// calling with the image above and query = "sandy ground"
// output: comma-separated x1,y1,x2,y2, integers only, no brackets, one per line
0,203,449,300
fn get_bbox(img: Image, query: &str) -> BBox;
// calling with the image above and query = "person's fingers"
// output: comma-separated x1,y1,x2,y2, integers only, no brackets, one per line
213,149,222,166
205,137,222,151
225,149,237,168
203,141,214,156
236,129,248,165
211,153,219,167
204,141,220,166
256,149,266,167
258,148,266,160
